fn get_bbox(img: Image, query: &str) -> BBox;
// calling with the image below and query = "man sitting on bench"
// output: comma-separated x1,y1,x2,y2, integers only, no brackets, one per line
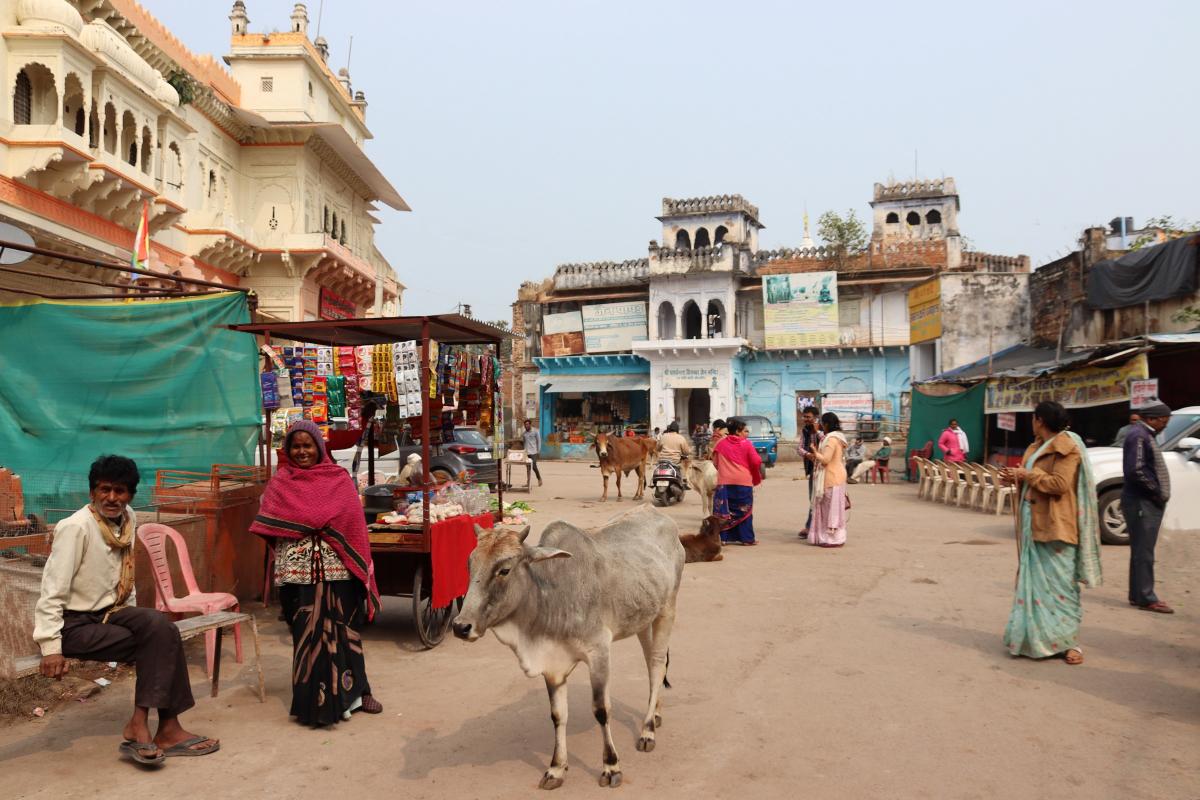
33,455,218,765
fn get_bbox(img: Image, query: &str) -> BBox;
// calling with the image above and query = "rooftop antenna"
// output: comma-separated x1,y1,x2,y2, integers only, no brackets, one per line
345,35,354,74
315,0,324,38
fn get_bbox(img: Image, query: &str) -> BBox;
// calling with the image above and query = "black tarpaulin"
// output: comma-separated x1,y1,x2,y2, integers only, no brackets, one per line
1086,234,1199,310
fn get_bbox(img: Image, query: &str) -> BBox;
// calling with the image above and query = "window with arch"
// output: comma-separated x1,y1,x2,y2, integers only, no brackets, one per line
13,64,58,125
682,300,702,340
714,225,728,244
323,205,330,233
62,73,84,136
339,219,348,245
207,169,217,199
88,100,99,148
674,229,691,250
120,110,137,165
139,126,152,174
308,81,313,97
925,209,942,224
885,212,900,224
693,227,711,249
657,301,676,340
102,102,117,153
706,299,725,338
331,212,339,240
166,142,183,189
905,211,921,225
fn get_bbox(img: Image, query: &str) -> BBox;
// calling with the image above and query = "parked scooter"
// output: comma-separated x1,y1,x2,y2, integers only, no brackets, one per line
652,460,686,506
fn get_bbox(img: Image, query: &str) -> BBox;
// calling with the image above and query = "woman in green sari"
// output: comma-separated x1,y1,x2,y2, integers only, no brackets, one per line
1000,401,1101,665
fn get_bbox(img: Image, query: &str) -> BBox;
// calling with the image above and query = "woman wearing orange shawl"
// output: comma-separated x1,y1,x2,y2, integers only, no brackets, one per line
251,420,382,725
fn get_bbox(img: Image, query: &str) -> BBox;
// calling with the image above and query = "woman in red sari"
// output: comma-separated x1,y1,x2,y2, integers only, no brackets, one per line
711,417,763,545
251,420,383,726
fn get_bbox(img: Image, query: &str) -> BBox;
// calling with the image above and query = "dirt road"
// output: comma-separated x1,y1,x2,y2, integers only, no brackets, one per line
2,461,1197,799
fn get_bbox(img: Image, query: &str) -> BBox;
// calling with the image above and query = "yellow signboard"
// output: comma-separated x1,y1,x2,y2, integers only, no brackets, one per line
908,278,941,344
985,354,1149,413
762,271,839,349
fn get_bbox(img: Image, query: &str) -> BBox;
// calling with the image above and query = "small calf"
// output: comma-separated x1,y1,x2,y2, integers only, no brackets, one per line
680,516,724,563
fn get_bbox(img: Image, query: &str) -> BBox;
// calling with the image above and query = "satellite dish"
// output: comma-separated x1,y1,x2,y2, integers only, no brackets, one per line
0,221,35,265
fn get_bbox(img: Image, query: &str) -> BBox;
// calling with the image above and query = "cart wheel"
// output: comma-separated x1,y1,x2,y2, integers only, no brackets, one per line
412,560,458,648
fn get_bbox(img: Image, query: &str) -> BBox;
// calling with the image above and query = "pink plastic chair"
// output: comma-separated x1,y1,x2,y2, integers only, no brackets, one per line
137,523,242,678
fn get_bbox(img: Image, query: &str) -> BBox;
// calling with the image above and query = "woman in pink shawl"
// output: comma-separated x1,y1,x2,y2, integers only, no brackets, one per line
805,412,850,547
711,417,763,545
251,420,383,725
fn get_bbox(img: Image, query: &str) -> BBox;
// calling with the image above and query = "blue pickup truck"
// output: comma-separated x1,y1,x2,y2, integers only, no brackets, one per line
742,415,779,470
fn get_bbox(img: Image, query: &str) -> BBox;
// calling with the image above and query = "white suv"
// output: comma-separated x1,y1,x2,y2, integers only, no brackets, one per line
1086,407,1200,544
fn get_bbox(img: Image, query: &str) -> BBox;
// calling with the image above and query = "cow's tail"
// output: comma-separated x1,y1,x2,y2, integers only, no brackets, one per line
662,650,672,689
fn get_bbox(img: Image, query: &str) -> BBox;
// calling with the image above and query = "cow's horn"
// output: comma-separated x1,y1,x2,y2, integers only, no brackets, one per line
472,523,489,541
516,525,531,543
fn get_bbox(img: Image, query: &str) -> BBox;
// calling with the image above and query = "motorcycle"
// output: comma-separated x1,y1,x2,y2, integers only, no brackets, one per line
652,460,686,506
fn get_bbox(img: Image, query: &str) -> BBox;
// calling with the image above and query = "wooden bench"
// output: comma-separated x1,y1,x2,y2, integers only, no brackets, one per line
12,610,266,702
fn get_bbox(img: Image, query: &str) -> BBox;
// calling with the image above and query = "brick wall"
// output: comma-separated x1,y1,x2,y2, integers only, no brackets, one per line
757,239,949,275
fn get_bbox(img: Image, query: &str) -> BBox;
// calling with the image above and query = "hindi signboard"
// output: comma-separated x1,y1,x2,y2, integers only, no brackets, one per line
1129,379,1160,409
540,310,585,356
318,287,356,320
581,301,647,353
997,412,1017,432
662,365,720,389
824,392,874,431
985,354,1149,413
907,278,941,344
762,271,839,348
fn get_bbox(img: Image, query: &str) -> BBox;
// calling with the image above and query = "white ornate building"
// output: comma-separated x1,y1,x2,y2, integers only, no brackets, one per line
0,0,407,318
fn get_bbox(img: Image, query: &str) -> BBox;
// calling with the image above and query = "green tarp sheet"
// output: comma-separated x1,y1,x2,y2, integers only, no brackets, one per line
906,383,986,477
0,292,260,514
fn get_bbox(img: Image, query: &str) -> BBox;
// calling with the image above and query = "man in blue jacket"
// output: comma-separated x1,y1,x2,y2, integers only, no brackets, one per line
1121,402,1174,613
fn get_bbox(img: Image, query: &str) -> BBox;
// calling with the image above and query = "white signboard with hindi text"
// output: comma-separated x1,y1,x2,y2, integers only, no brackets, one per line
823,392,873,431
581,301,648,353
997,412,1017,432
1129,379,1160,409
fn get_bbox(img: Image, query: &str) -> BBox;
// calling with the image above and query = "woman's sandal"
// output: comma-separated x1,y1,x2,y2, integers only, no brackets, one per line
360,694,384,714
1064,648,1083,666
118,740,165,766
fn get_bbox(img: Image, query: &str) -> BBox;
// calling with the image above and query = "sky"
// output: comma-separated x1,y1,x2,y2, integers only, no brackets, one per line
145,0,1199,322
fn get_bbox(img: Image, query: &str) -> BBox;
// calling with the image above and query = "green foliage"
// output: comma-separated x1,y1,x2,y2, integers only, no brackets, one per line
1129,215,1198,251
1171,306,1200,325
817,210,868,266
166,71,196,106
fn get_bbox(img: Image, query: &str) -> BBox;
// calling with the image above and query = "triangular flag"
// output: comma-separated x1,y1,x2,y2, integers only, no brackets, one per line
130,201,150,281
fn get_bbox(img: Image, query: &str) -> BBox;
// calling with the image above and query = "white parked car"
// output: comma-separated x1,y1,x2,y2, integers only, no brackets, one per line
1087,406,1200,545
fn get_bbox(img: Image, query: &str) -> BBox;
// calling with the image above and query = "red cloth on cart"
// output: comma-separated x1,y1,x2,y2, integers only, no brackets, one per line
431,513,492,609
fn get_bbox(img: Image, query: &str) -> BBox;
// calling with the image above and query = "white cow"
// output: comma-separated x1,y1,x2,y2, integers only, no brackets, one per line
684,457,718,521
452,506,685,790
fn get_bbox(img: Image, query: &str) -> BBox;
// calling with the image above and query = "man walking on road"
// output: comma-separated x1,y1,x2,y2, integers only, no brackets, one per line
523,419,543,487
1121,402,1174,613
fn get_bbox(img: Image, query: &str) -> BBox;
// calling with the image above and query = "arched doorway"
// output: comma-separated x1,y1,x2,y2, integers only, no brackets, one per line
657,301,676,340
682,300,702,339
687,389,711,433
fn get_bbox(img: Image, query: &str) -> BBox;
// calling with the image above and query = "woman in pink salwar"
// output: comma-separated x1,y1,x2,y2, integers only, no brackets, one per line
805,412,850,547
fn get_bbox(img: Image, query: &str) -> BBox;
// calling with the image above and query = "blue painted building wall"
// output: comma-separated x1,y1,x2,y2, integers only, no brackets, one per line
533,355,651,459
735,348,911,440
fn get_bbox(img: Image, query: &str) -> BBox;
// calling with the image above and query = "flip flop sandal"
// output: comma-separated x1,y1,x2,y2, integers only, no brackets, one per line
119,740,165,766
163,736,220,757
1064,649,1083,665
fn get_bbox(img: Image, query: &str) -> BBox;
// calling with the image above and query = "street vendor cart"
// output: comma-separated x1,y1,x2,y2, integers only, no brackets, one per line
231,314,510,647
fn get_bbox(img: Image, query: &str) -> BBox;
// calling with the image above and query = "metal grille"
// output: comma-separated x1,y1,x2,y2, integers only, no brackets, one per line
13,70,31,125
261,76,273,92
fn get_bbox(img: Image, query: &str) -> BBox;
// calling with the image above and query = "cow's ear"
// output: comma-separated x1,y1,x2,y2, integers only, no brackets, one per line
473,524,490,541
516,525,531,543
528,547,572,563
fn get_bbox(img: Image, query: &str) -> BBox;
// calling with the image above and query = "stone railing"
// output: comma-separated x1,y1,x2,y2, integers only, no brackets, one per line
552,258,649,290
753,245,837,264
871,239,947,256
872,178,957,201
960,251,1031,273
661,194,760,221
649,244,734,273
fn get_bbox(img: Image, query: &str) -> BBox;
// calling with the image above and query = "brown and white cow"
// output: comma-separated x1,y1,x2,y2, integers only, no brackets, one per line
452,506,685,790
593,432,650,501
